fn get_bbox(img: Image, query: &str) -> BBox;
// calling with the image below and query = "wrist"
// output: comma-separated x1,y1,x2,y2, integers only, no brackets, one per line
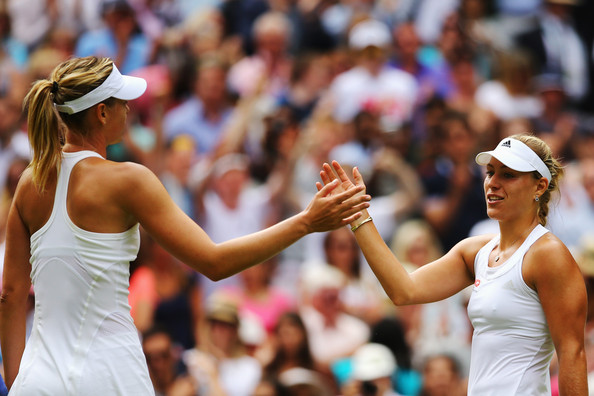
349,208,370,228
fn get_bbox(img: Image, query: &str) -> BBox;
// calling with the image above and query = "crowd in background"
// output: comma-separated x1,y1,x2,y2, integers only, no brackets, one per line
1,0,594,395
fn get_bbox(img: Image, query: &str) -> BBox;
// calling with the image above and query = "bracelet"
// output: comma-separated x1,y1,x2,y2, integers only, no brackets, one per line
351,216,373,232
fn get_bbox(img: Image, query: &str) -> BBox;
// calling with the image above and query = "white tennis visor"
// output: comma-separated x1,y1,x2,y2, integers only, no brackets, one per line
475,137,551,183
55,64,147,114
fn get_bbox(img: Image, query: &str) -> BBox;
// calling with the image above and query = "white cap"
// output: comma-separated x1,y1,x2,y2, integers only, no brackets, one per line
55,63,147,114
475,137,551,184
352,343,397,381
348,19,391,50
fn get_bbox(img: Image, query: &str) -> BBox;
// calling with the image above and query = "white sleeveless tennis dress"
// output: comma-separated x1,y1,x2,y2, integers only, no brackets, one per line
9,151,154,395
467,224,554,395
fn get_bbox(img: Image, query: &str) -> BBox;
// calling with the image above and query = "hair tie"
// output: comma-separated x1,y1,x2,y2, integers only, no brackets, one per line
51,81,59,94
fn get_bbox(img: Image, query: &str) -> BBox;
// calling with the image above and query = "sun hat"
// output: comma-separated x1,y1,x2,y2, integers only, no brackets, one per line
55,63,147,114
475,137,551,183
348,19,392,50
352,343,397,381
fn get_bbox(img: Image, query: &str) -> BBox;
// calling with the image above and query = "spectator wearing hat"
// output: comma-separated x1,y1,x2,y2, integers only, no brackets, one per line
188,295,263,396
298,264,370,375
323,18,418,134
341,343,402,396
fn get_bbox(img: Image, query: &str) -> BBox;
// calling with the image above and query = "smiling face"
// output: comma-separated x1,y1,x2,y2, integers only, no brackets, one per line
483,158,544,223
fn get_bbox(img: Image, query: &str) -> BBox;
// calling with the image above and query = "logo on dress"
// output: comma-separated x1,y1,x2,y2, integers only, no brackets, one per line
474,279,481,287
502,140,511,148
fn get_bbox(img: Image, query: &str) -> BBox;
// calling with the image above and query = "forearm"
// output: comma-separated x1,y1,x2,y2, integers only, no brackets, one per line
199,211,311,280
351,210,415,305
557,350,588,396
0,295,28,388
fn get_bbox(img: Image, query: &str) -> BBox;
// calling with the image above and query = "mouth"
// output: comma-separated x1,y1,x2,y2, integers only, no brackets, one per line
487,194,504,204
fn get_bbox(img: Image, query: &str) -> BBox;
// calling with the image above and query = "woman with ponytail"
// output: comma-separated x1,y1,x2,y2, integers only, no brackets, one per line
321,134,588,395
0,56,370,395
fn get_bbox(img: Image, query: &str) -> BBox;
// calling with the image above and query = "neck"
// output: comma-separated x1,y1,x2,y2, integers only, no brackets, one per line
498,216,540,250
63,131,107,158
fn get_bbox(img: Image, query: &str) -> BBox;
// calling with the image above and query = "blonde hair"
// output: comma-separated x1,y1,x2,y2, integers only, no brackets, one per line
510,134,564,226
23,56,114,192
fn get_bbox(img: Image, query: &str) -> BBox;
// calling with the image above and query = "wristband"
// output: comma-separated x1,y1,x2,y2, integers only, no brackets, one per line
351,216,373,232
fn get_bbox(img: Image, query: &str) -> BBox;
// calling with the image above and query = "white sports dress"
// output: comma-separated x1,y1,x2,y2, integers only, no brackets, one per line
467,224,554,395
9,151,154,395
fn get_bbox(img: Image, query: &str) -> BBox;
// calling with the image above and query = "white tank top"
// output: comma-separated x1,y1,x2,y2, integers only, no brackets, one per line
467,224,553,396
10,151,154,395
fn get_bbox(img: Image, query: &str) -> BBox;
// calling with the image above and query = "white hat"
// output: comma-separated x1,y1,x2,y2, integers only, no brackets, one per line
352,343,397,381
55,63,147,114
475,137,551,183
348,19,391,50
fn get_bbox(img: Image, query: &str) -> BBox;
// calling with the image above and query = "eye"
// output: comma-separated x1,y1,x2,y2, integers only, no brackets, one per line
485,170,494,177
504,172,516,179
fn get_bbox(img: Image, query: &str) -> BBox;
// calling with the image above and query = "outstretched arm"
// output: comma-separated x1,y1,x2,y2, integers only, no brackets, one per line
122,163,370,280
320,161,476,305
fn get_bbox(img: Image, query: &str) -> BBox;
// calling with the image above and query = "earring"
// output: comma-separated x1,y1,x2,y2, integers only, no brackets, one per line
535,196,539,202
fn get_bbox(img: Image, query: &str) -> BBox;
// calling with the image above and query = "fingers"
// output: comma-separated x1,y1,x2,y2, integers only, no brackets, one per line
320,163,336,185
332,184,366,202
331,160,352,183
315,181,323,192
353,166,366,188
317,178,338,196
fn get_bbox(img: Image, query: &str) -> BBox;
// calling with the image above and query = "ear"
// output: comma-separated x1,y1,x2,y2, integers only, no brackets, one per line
96,103,108,125
535,177,549,196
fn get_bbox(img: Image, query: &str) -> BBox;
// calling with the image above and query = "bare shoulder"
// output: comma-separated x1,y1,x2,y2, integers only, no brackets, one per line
454,233,495,262
78,159,159,196
524,232,579,287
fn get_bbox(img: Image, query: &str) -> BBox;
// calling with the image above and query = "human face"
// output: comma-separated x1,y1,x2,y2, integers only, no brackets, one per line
483,158,541,222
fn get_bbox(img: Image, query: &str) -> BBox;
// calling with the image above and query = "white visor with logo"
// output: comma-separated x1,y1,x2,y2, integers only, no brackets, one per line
475,138,551,183
55,64,147,114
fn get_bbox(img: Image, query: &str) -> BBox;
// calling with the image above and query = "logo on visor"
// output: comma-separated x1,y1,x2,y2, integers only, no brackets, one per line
502,140,511,148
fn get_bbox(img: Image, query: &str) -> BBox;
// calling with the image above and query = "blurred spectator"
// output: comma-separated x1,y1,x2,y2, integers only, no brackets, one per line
262,311,318,378
322,228,387,324
548,157,594,251
299,264,370,372
389,219,471,375
251,376,289,396
367,317,422,396
474,49,542,122
163,53,234,156
142,326,198,396
192,152,288,299
529,73,578,159
391,22,451,104
75,0,152,74
516,0,589,104
227,11,293,99
0,5,27,69
160,135,198,217
277,53,332,125
218,257,296,334
128,234,201,349
6,0,50,51
340,342,401,396
278,367,334,396
418,354,466,396
418,111,488,250
189,294,262,396
325,18,418,134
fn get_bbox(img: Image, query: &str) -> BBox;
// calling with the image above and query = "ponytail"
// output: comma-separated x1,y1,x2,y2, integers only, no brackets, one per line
23,80,63,192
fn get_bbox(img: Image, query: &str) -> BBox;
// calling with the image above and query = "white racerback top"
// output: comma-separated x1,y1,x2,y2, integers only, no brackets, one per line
467,224,553,395
9,151,154,396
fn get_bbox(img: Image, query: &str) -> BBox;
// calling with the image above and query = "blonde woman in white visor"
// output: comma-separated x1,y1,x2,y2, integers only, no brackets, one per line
320,134,587,395
0,56,370,395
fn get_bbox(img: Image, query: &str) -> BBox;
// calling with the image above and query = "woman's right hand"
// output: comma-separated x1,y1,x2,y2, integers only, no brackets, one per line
316,161,369,229
302,176,370,233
